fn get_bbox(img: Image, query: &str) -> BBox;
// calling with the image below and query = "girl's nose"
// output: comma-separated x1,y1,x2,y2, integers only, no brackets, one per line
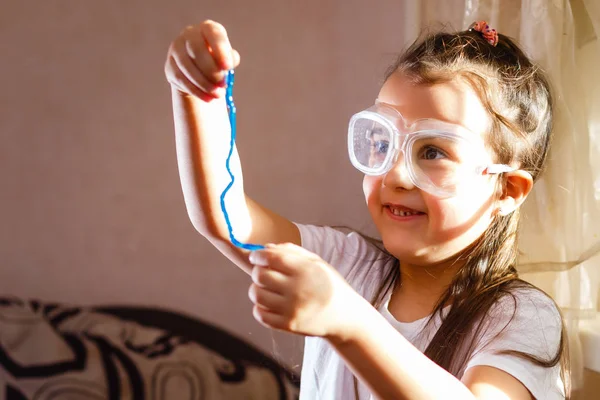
382,152,416,191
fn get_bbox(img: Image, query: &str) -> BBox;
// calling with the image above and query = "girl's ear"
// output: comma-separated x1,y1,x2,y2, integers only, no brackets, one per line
496,170,534,216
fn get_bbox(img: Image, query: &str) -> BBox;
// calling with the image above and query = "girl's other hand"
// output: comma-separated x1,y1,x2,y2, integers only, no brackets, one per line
164,20,241,102
248,243,364,340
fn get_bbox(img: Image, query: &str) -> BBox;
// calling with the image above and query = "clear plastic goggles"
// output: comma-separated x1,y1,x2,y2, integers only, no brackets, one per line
348,102,514,198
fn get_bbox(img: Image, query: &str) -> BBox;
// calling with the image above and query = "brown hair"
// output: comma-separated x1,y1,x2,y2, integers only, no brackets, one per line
364,28,570,397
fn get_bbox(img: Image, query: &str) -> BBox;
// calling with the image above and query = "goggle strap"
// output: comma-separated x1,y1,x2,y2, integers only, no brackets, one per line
486,164,515,174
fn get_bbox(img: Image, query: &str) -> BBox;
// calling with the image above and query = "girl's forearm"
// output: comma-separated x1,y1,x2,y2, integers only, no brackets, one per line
171,88,252,240
327,297,476,400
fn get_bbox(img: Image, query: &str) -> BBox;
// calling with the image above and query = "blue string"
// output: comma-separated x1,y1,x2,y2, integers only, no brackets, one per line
219,70,265,251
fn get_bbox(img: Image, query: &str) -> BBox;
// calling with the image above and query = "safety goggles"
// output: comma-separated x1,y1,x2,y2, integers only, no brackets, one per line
348,102,514,197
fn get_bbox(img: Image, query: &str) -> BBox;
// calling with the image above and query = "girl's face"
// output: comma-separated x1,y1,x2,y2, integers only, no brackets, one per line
363,73,500,265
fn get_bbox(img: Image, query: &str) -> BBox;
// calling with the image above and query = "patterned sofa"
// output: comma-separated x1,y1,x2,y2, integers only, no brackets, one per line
0,297,299,399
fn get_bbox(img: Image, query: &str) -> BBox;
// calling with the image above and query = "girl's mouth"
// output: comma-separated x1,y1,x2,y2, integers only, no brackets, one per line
384,205,426,220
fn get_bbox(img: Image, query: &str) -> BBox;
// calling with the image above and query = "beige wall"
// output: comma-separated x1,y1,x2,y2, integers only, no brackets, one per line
0,0,412,369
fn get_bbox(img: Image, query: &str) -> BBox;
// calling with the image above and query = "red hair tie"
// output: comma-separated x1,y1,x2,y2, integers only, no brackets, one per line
469,20,498,47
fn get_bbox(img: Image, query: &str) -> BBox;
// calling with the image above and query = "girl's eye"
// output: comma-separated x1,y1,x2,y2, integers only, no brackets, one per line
421,146,447,160
371,140,389,154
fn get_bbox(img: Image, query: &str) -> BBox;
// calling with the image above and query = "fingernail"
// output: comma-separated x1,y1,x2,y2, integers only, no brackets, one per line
249,251,268,266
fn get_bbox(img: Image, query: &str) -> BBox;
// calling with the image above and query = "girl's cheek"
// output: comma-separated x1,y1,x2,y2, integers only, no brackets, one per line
436,190,496,234
427,192,479,226
362,175,380,202
421,196,450,230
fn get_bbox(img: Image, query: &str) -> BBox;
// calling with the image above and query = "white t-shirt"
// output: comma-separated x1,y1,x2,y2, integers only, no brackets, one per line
295,223,564,400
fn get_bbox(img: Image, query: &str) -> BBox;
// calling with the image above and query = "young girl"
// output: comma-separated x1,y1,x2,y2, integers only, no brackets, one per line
164,20,569,400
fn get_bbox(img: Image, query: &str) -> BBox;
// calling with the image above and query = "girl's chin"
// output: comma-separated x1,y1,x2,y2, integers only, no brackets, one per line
381,239,429,260
378,222,426,244
385,240,473,267
381,234,455,264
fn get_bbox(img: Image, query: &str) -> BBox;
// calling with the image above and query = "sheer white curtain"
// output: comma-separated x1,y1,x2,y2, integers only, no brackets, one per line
403,0,600,390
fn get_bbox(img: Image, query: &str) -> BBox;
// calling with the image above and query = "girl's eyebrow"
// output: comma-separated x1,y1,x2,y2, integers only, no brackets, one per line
366,127,387,138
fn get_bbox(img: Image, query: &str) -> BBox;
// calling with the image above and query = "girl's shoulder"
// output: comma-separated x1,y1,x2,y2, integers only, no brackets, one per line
490,282,562,325
476,281,563,356
293,223,396,296
466,283,565,400
293,223,391,265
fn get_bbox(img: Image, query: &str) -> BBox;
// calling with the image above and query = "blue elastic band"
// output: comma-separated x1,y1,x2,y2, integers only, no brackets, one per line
219,70,265,251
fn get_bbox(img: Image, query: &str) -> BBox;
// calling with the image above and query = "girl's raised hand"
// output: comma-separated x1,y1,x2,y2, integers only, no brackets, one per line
248,244,364,339
164,20,241,102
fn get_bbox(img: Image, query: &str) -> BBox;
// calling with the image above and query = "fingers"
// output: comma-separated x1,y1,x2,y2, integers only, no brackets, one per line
249,249,296,274
183,31,226,86
266,242,321,259
251,264,287,292
200,20,235,70
249,244,321,274
252,305,292,331
166,49,221,100
248,283,286,313
165,20,240,100
181,39,223,90
249,264,290,315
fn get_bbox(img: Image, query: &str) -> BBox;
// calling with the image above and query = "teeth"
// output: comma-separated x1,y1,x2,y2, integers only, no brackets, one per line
390,206,419,216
